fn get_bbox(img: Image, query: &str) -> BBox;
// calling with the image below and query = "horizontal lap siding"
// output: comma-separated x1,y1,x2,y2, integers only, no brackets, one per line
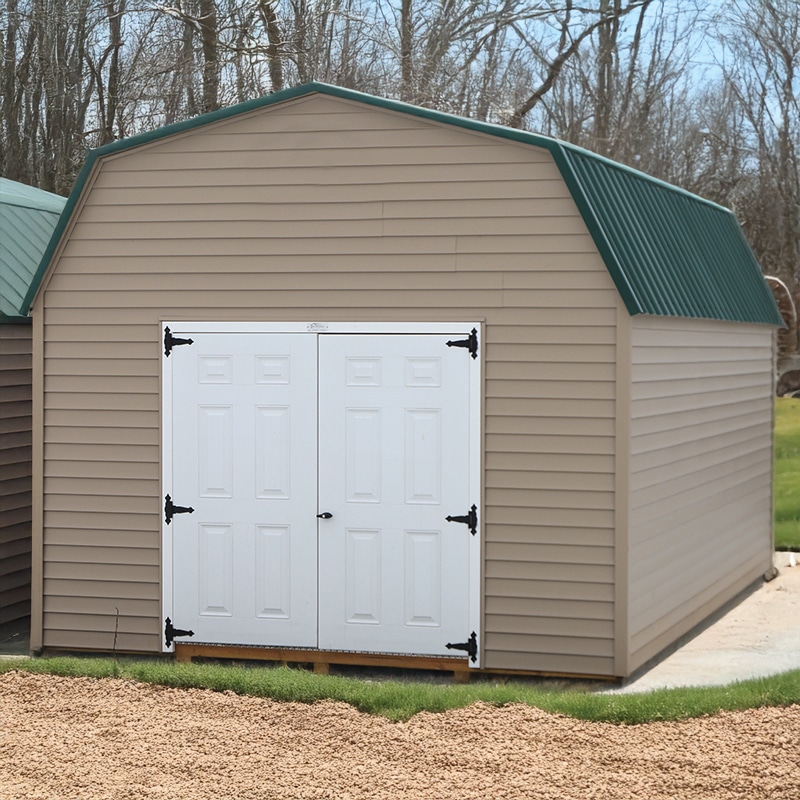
39,94,618,672
0,324,33,623
627,316,774,671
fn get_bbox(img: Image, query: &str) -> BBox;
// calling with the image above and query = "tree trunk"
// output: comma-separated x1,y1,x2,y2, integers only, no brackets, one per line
198,0,219,112
400,0,413,101
594,0,619,155
258,0,284,92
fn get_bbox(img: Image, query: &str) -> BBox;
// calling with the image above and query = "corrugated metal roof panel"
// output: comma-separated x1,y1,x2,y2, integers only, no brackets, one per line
0,178,66,321
555,146,783,325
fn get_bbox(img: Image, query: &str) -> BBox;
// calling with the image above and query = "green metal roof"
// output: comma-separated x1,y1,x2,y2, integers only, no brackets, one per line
554,146,782,324
24,82,782,326
1,178,66,322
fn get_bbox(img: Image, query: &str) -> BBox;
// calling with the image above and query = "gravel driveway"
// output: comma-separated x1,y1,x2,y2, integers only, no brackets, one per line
1,671,798,799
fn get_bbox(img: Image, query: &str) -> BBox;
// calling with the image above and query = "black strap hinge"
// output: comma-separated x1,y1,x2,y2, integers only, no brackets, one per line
446,631,478,663
446,328,478,359
165,617,195,648
446,504,477,535
164,494,194,525
164,326,194,357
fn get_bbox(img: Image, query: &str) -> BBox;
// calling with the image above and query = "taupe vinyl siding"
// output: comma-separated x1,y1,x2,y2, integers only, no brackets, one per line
627,315,774,671
37,93,619,673
1,324,33,623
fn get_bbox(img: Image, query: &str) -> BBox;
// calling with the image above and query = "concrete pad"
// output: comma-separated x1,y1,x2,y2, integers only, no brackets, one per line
613,552,800,693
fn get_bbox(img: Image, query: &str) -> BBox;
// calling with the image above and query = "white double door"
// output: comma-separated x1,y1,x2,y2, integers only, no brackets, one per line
165,327,476,658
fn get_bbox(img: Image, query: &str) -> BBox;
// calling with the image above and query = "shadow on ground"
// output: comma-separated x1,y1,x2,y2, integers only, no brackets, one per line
0,617,30,657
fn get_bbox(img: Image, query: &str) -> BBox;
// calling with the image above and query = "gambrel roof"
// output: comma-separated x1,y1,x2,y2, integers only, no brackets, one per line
24,83,782,326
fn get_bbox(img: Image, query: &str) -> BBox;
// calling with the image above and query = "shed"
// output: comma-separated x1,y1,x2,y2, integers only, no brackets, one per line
24,83,782,678
0,178,66,624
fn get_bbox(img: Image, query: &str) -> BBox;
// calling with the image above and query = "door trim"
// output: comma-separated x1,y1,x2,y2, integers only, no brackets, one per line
161,321,480,334
161,321,482,665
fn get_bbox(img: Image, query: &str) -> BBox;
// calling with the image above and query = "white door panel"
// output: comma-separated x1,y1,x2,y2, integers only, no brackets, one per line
169,332,318,647
318,335,472,656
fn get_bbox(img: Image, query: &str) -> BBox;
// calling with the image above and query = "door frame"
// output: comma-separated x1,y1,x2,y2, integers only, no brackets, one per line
161,321,482,665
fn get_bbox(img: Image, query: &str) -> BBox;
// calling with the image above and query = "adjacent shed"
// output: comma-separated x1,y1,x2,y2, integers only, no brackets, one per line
24,83,782,678
0,178,66,624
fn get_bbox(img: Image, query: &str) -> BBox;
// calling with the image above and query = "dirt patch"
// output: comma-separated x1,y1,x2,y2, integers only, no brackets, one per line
1,671,798,800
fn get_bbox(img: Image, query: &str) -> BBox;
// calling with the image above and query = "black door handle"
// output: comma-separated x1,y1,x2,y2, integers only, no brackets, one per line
316,512,333,519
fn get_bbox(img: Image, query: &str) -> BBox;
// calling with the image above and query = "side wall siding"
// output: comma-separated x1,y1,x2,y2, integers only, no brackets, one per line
627,315,774,671
0,323,33,623
37,94,619,674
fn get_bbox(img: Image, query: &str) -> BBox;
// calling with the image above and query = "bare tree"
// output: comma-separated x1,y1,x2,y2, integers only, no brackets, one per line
86,0,126,145
503,0,656,129
257,0,284,91
387,0,546,113
716,0,800,286
1,0,33,181
0,0,97,193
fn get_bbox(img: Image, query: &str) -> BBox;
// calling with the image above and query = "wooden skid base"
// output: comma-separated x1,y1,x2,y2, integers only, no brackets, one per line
174,643,471,681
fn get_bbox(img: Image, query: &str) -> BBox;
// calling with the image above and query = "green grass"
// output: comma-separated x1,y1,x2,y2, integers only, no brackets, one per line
774,397,800,550
2,656,799,724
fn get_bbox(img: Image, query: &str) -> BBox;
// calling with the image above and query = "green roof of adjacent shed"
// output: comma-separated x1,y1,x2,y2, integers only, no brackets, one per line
1,178,66,321
24,83,782,326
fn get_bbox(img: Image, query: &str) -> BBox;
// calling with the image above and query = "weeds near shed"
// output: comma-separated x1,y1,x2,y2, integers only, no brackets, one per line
111,607,120,678
1,657,798,725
